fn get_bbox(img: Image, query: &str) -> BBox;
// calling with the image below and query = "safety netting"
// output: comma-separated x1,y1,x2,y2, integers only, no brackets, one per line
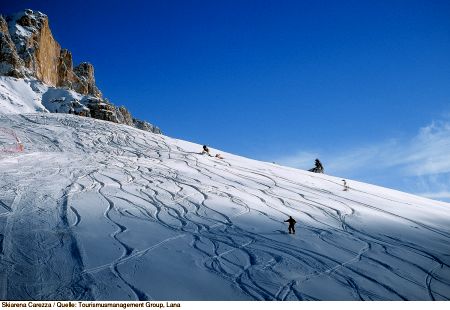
0,127,24,153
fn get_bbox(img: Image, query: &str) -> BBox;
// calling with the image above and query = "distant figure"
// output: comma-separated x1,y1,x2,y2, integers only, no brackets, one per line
342,179,349,191
284,216,297,234
215,153,224,159
201,145,212,156
315,159,324,172
308,158,324,173
15,136,24,152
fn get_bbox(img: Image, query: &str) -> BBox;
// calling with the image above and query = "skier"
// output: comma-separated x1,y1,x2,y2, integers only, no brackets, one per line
284,216,297,234
342,179,349,191
201,145,212,156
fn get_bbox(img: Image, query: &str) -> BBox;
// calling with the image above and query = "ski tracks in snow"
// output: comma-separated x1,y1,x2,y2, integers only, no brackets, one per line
0,113,449,300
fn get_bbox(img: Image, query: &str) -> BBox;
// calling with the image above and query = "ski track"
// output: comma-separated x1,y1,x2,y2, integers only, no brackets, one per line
0,113,450,300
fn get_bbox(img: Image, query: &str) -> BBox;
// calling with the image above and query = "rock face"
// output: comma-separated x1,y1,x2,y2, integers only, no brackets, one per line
3,9,97,96
14,11,60,85
133,119,162,134
0,15,25,78
6,10,59,85
73,62,102,98
0,9,160,134
57,49,77,89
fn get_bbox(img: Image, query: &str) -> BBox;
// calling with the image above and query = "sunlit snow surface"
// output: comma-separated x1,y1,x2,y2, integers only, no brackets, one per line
0,113,449,300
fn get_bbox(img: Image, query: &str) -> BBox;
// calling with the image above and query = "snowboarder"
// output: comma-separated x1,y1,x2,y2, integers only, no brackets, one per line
284,216,297,234
342,179,349,191
201,145,212,156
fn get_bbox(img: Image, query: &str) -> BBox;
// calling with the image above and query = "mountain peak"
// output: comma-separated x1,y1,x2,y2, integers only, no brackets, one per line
1,8,100,97
10,9,48,28
0,9,160,134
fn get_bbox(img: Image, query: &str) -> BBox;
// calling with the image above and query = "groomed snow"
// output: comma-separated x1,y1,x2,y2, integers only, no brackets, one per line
0,113,449,300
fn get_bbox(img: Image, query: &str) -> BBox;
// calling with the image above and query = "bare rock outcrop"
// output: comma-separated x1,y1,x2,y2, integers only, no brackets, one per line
2,9,101,97
133,119,161,134
7,10,61,85
73,62,102,98
0,15,25,78
116,106,134,126
57,49,77,89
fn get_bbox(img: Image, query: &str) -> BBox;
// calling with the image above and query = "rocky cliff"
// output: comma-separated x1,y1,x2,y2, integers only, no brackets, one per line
0,15,25,78
1,9,100,96
0,9,160,134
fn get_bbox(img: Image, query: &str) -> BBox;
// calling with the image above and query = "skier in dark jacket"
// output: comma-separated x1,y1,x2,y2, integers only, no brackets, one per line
284,216,297,234
201,145,212,156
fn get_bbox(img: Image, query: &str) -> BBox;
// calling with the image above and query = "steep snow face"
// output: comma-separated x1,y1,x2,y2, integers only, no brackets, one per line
0,76,94,114
0,77,48,113
0,113,449,301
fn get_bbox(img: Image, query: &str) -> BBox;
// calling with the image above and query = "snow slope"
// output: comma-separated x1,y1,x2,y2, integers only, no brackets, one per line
0,113,449,301
0,77,48,113
0,76,91,114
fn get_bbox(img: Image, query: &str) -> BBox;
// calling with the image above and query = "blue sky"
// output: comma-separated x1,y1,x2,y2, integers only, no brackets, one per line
3,1,450,200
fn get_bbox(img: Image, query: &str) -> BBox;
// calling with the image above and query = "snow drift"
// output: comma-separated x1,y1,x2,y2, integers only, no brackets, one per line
0,113,449,300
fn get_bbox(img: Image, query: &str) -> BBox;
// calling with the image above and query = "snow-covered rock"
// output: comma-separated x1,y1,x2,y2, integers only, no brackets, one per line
0,113,449,300
0,76,161,133
1,9,101,97
0,15,25,78
0,9,102,97
0,9,159,133
6,9,64,87
0,76,47,113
